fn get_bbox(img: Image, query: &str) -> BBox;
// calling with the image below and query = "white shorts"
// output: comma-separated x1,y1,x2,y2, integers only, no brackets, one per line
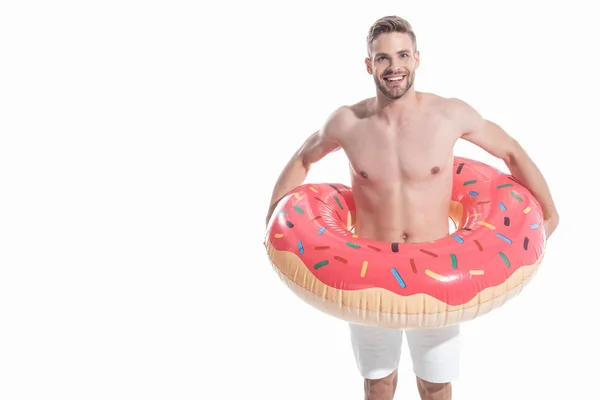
349,323,460,383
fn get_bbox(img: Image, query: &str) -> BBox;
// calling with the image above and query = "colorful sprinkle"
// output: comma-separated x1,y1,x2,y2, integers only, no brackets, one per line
476,200,490,205
314,260,329,270
391,268,407,288
314,197,327,205
274,233,284,238
463,180,477,186
309,186,318,192
334,256,348,264
360,261,368,277
510,191,523,202
410,259,417,273
334,196,343,210
391,242,399,252
328,184,342,194
478,221,496,229
367,245,381,252
469,191,479,196
279,210,288,214
456,163,465,174
317,227,326,235
530,223,539,229
352,234,359,238
315,246,329,250
523,237,529,250
499,252,510,267
499,202,507,211
425,269,450,282
293,205,304,214
469,270,485,275
523,206,531,214
504,217,510,226
294,192,301,200
473,240,483,251
420,249,438,258
496,233,513,244
285,220,294,228
297,241,304,254
497,183,513,189
450,253,458,269
346,242,360,249
312,215,322,221
451,234,464,243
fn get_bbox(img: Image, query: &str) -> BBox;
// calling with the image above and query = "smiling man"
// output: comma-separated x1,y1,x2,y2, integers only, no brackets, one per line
265,15,559,400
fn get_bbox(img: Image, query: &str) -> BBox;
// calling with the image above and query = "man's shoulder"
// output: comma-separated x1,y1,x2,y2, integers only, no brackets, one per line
322,98,374,136
419,92,480,119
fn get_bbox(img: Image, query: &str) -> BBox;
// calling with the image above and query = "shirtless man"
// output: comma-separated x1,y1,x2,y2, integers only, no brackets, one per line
265,16,559,400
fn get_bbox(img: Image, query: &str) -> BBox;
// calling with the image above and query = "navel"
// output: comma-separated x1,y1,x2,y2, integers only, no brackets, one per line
359,170,369,179
430,166,440,175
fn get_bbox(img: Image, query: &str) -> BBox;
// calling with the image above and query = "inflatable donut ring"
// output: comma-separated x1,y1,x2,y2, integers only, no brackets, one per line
264,156,547,329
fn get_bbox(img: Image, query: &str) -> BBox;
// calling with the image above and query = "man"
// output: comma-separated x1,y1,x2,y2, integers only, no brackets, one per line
265,15,559,400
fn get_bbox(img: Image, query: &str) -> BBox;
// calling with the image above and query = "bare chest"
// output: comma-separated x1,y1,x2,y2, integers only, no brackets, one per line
344,118,458,182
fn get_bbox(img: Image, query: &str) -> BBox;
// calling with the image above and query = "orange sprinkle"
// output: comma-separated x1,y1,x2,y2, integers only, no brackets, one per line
294,193,301,200
360,261,368,277
469,270,485,275
309,186,318,192
274,233,284,238
425,269,451,282
477,221,496,230
523,206,531,214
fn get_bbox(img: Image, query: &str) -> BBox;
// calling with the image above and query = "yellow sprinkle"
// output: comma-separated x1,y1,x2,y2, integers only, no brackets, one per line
360,261,368,277
523,206,531,214
274,233,284,238
353,234,358,238
309,186,318,193
294,192,301,200
425,269,451,282
471,213,481,217
477,221,496,230
469,270,485,275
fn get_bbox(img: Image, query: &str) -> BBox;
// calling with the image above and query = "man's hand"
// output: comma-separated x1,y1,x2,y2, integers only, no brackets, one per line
543,215,559,239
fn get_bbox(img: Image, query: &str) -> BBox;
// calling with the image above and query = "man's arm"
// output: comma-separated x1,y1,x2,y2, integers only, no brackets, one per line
453,99,560,238
265,106,355,226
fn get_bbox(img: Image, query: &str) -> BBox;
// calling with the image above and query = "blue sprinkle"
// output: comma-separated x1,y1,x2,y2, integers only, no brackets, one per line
391,268,406,288
298,241,304,254
469,191,479,196
530,223,539,229
499,202,507,211
318,227,326,235
496,233,513,244
451,234,464,243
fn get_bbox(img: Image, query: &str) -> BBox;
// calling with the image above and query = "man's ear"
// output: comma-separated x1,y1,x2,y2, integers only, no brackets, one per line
364,57,373,75
414,50,420,70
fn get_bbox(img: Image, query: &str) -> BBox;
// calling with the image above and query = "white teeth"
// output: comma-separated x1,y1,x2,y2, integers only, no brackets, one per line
386,76,405,81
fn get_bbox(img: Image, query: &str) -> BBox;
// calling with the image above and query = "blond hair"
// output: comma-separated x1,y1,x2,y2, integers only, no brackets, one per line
366,16,417,57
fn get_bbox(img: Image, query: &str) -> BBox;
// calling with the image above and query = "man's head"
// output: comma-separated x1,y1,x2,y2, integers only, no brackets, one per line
365,16,420,100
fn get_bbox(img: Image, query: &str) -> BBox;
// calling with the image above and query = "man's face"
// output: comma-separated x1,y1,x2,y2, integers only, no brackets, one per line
365,32,420,100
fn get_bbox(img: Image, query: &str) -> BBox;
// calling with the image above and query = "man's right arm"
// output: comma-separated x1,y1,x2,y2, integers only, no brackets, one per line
265,106,354,226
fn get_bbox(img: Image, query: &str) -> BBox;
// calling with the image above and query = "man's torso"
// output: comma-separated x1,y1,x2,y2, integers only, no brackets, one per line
337,93,464,244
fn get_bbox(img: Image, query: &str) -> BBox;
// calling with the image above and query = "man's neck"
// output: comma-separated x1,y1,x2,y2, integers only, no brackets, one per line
374,88,419,125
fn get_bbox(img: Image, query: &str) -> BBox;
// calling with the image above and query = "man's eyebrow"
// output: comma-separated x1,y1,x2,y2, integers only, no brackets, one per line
374,50,411,58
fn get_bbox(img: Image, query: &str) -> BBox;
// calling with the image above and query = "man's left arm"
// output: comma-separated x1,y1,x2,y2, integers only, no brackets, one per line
453,99,560,238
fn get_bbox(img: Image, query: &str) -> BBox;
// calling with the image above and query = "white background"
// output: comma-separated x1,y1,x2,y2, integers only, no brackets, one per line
1,1,598,399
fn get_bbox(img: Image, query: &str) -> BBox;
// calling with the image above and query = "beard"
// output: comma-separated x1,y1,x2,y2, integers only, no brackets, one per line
375,70,415,100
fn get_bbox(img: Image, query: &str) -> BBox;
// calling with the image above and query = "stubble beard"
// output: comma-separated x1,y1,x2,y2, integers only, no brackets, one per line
375,72,415,100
